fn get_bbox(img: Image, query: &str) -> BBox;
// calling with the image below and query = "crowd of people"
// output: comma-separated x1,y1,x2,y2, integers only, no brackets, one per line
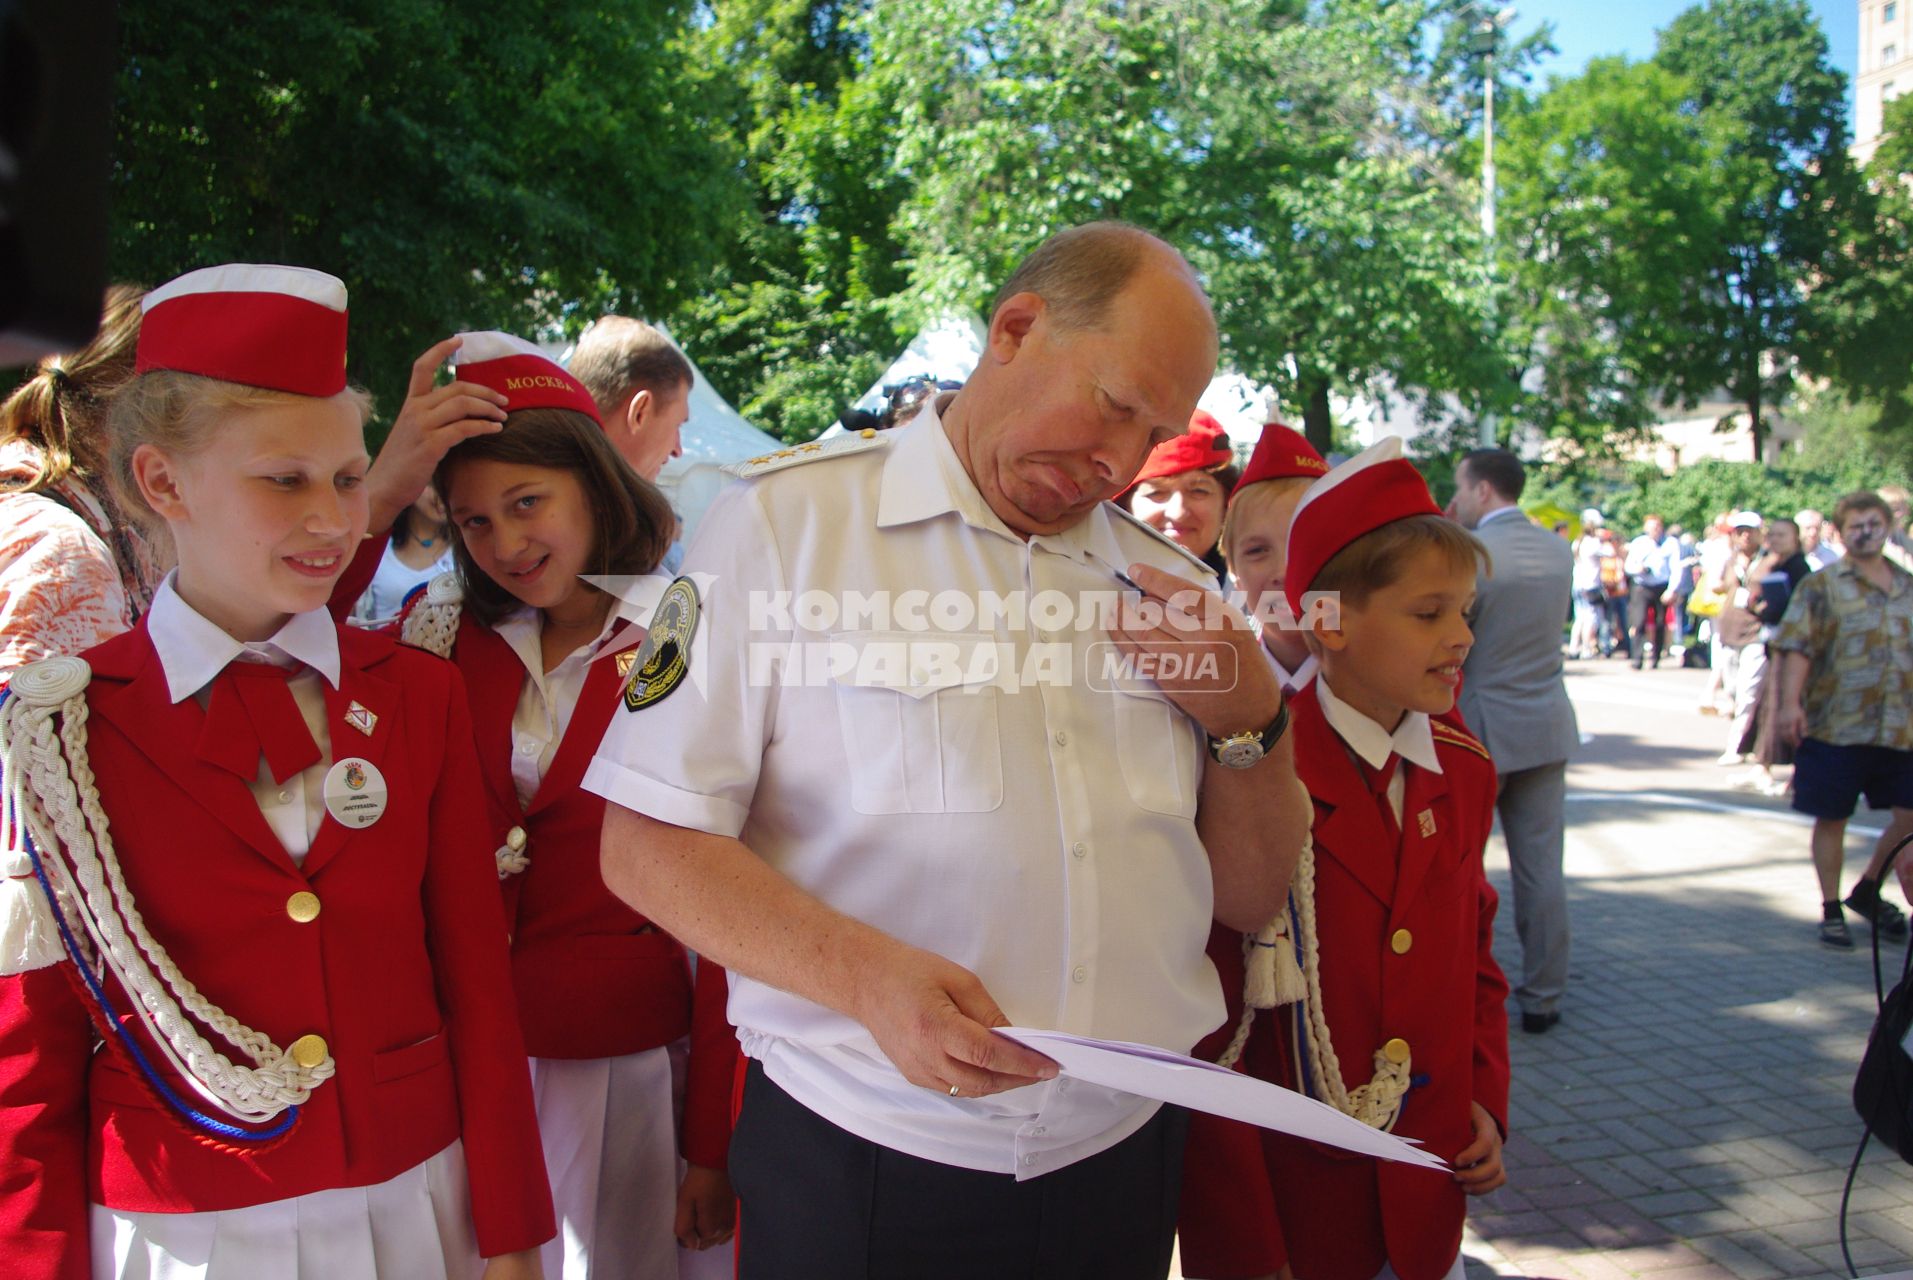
0,221,1905,1280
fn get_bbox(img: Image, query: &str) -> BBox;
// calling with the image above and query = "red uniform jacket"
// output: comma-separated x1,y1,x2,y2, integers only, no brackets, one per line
1179,685,1511,1280
433,609,738,1170
0,623,556,1279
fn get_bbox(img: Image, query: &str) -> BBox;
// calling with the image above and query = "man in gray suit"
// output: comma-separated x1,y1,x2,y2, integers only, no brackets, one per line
1451,449,1580,1033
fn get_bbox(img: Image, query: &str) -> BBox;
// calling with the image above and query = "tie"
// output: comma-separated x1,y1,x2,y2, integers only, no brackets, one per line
198,661,322,785
1357,753,1401,842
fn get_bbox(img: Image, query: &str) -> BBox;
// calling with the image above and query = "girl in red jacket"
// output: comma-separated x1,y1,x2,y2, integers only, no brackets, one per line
398,332,737,1280
0,266,554,1278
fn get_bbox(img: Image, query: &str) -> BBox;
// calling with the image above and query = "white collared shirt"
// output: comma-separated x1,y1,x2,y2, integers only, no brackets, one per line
586,403,1223,1178
1476,504,1525,528
1314,676,1442,822
1262,645,1317,696
145,575,339,861
493,606,630,808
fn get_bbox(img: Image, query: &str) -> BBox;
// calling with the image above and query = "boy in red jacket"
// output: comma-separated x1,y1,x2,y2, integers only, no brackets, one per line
1180,438,1511,1280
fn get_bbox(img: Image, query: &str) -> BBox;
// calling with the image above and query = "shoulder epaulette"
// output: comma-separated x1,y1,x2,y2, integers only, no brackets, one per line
1105,501,1215,575
397,573,463,659
723,429,890,480
1430,718,1491,762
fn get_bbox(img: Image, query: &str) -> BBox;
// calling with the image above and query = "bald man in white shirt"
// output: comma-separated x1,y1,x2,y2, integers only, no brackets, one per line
588,223,1310,1280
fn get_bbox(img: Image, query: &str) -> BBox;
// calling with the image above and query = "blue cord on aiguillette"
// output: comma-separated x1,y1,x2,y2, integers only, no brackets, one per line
5,689,297,1142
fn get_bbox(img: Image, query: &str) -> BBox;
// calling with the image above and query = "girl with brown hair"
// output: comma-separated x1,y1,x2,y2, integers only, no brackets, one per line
398,332,738,1280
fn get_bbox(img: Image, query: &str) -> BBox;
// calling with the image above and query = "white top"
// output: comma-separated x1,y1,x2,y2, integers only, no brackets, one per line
1625,533,1680,584
352,542,455,624
1262,646,1318,696
493,606,629,807
585,405,1224,1179
1806,543,1841,571
1313,676,1441,823
145,575,338,861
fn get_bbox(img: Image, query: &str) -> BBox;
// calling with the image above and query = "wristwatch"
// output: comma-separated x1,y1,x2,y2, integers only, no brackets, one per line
1208,700,1290,769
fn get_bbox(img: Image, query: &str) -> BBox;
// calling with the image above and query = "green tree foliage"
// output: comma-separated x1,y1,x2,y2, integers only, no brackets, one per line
666,1,916,442
109,0,740,426
1496,0,1861,463
845,0,1498,453
1496,58,1728,458
1652,0,1861,459
1811,93,1913,443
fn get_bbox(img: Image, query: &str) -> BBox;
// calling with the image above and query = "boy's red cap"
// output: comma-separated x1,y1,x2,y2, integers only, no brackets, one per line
1130,410,1232,486
136,264,349,396
451,331,601,425
1284,436,1442,614
1231,421,1328,498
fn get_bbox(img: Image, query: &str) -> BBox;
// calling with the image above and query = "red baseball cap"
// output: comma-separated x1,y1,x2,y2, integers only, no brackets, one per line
136,264,349,397
1231,421,1328,498
1130,410,1233,487
452,331,602,425
1284,437,1442,615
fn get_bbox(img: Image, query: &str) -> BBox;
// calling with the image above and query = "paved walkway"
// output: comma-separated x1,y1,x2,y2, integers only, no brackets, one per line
1459,657,1913,1279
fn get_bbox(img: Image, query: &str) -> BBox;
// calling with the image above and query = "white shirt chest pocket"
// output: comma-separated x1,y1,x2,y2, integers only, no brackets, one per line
1109,680,1203,819
829,632,1007,815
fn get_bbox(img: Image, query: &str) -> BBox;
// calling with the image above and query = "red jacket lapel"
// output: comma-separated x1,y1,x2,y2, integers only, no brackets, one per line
1293,687,1398,908
449,617,533,824
299,628,402,878
1388,751,1452,923
527,621,641,817
84,626,302,877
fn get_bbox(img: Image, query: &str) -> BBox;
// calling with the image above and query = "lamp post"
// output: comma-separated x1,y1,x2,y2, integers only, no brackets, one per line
1470,5,1516,449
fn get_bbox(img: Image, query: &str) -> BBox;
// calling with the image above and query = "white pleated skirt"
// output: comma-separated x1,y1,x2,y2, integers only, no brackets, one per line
532,1044,733,1280
90,1140,480,1280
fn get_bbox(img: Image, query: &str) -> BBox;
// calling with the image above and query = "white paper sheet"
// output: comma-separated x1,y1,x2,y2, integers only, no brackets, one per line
997,1027,1448,1171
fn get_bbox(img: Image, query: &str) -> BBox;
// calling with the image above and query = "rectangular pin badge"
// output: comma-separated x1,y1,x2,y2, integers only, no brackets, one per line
344,702,377,737
1417,809,1436,838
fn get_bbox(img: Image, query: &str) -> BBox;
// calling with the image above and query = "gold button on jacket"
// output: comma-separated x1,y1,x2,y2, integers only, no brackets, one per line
286,891,321,923
1390,928,1412,955
1382,1036,1410,1065
289,1034,328,1068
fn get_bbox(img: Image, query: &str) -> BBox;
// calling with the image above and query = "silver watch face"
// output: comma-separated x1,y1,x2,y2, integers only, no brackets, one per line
1216,737,1265,770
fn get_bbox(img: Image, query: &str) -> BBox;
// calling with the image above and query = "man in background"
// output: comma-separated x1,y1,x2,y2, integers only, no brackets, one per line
1450,449,1580,1033
570,316,695,481
1623,514,1680,668
1776,492,1913,949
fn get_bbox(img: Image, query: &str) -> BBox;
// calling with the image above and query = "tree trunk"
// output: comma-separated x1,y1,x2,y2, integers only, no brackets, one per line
1748,385,1764,462
1303,381,1333,456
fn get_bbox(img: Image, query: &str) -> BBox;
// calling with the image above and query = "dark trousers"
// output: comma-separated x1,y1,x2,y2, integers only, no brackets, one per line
730,1060,1189,1280
1628,582,1668,662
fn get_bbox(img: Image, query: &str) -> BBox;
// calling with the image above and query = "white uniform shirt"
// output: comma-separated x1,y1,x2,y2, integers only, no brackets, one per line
492,606,628,807
145,574,339,862
585,406,1225,1178
1314,676,1441,823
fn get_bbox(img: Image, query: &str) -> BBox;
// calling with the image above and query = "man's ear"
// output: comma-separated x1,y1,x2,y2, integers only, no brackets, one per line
130,443,188,522
986,292,1044,364
626,388,655,432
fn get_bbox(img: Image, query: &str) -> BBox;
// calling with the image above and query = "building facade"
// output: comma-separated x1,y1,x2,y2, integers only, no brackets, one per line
1857,0,1912,165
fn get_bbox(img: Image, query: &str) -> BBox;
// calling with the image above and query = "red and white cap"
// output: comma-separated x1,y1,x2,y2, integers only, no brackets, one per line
1231,421,1328,498
1284,436,1442,614
1129,410,1233,487
451,331,601,425
136,264,349,396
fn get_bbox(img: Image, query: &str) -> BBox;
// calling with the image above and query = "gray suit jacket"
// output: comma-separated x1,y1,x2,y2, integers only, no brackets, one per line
1459,508,1580,774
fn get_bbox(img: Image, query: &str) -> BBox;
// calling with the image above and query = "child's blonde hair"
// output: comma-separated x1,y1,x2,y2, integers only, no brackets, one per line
1221,474,1314,567
105,371,372,552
